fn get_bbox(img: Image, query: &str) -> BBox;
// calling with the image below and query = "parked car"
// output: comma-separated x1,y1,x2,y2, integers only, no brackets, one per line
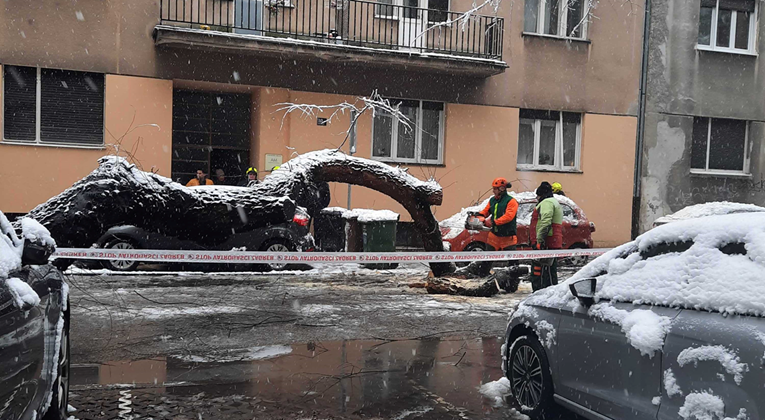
1,211,70,420
23,156,318,272
652,201,765,228
504,212,765,420
97,205,314,271
440,192,595,262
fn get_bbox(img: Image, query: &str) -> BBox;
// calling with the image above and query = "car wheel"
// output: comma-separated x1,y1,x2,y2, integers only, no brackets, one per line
102,237,140,271
561,244,589,267
260,238,295,271
43,310,70,420
457,242,487,267
507,335,557,419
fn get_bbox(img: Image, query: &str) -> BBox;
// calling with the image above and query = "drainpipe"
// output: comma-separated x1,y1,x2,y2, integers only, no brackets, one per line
347,110,358,210
632,0,652,239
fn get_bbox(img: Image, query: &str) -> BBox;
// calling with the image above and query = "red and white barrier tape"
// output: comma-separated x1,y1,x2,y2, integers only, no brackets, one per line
52,248,610,264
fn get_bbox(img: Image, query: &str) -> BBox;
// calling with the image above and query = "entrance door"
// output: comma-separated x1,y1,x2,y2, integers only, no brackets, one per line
399,0,426,51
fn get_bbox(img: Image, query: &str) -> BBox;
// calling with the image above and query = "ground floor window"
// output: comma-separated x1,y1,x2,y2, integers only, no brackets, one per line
172,90,252,185
517,109,581,171
3,65,104,146
372,99,444,165
691,117,749,174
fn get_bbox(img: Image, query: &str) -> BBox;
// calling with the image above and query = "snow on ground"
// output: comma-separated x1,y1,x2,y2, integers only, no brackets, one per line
677,345,749,385
121,305,247,320
653,201,765,226
176,344,293,363
478,378,530,419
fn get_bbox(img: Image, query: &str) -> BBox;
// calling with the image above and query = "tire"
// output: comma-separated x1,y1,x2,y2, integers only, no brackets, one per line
43,310,70,420
507,335,558,419
260,238,295,271
457,242,488,267
560,244,589,267
101,237,140,271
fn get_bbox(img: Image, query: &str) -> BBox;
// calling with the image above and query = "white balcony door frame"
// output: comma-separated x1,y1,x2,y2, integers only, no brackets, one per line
399,0,426,50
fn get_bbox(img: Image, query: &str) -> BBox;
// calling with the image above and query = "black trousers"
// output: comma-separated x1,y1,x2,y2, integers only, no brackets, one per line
531,257,558,292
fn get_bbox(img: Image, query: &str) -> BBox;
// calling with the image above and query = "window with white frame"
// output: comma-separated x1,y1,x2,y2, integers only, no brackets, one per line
517,109,581,171
691,117,749,174
372,99,444,164
523,0,587,39
697,0,756,53
3,65,104,146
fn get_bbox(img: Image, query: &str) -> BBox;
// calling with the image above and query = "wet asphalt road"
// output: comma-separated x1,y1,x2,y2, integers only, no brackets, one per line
66,263,580,419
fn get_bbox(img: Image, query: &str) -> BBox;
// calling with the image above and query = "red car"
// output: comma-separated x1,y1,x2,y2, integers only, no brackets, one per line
439,191,595,253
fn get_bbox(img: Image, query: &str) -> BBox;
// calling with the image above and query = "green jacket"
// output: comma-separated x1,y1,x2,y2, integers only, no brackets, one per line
535,197,563,241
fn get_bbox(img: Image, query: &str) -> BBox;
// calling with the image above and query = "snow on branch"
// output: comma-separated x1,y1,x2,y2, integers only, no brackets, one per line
417,0,501,39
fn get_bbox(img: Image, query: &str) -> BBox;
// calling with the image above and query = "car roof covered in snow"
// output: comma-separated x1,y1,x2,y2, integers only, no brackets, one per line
522,212,765,317
653,201,765,226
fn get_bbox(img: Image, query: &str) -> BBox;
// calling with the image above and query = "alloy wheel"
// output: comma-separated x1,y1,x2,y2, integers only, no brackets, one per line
108,241,136,270
511,344,544,409
266,243,290,270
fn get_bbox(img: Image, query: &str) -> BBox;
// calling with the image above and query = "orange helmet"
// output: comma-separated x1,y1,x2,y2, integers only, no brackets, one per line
492,177,509,188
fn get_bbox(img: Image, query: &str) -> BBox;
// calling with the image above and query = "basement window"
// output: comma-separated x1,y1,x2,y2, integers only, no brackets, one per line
517,109,581,171
691,117,750,175
2,65,105,147
697,0,757,54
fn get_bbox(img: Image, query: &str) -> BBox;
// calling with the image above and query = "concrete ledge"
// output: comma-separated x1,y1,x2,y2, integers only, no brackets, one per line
154,25,508,77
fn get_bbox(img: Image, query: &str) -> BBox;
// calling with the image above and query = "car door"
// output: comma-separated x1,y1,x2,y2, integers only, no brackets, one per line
556,301,681,419
658,310,765,420
0,278,47,420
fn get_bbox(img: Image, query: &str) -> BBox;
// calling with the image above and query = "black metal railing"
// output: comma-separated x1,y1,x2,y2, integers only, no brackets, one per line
159,0,504,60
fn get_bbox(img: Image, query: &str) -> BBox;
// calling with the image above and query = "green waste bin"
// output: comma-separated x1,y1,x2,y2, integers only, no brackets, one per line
356,210,400,270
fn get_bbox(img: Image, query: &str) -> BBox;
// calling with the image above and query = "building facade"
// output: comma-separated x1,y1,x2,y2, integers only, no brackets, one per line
0,0,643,247
637,0,765,231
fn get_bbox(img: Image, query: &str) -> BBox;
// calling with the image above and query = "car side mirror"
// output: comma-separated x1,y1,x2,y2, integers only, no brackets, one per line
570,278,597,306
21,239,53,266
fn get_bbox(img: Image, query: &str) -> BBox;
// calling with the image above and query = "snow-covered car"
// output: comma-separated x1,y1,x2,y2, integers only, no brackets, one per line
1,212,70,420
503,212,765,420
652,201,765,228
24,156,319,272
439,192,595,261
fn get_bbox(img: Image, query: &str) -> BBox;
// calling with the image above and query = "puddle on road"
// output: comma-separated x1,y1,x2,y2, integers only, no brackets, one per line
71,337,515,419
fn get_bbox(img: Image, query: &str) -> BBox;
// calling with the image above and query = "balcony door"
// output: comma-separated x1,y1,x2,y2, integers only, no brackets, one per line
399,0,426,51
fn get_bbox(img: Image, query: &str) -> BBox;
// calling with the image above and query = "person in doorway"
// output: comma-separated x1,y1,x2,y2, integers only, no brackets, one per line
530,181,563,291
551,182,566,196
186,169,214,187
214,169,228,185
238,167,259,187
468,177,519,277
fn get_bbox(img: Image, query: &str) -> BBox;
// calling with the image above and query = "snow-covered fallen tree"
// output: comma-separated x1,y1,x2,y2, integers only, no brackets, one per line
23,156,297,249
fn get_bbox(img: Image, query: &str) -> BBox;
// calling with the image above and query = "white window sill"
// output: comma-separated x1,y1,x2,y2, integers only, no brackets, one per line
1,140,106,150
522,32,590,44
371,156,444,166
516,165,582,173
690,169,751,178
695,44,758,57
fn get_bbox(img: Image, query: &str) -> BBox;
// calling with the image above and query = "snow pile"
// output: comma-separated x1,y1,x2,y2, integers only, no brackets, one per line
479,377,512,407
20,217,56,247
392,406,434,420
344,208,400,223
177,345,293,363
523,213,765,317
664,369,682,397
0,212,23,278
677,345,748,385
5,277,41,308
653,201,765,226
438,198,489,231
678,392,725,420
589,303,672,357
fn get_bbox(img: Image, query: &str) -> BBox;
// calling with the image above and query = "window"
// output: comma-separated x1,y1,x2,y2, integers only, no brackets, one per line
375,0,396,19
517,109,581,171
691,117,749,174
372,99,444,164
427,0,449,23
524,0,587,39
3,65,104,146
698,0,756,53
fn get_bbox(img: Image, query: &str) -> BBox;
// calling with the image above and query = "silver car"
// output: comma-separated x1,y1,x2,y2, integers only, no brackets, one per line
504,212,765,420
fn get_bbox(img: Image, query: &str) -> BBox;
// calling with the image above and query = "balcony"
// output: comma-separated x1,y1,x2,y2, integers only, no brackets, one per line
154,0,507,76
